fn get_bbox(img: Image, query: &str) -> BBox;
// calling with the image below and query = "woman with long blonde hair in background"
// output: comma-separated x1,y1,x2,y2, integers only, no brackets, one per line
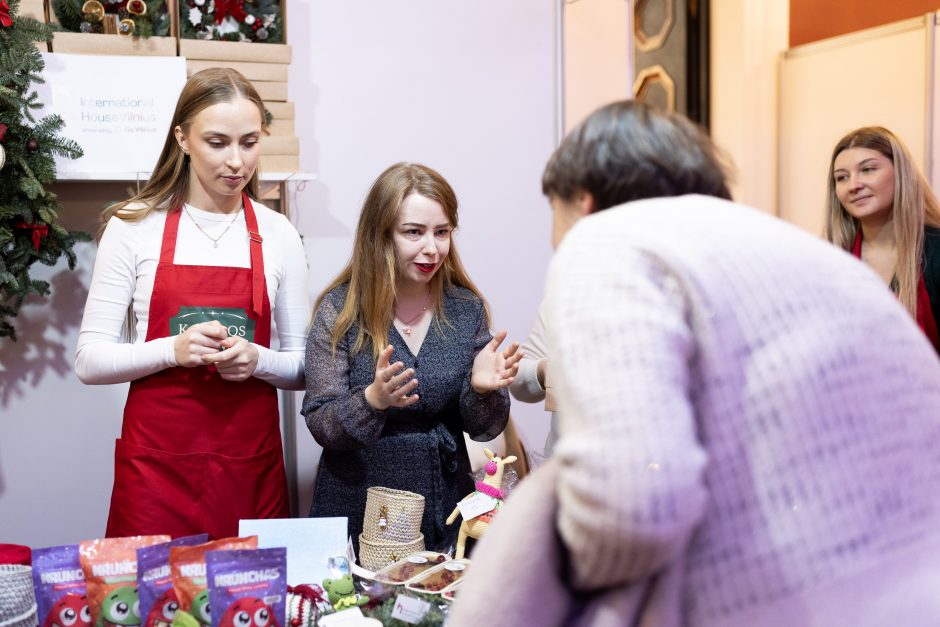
826,126,940,352
302,162,521,556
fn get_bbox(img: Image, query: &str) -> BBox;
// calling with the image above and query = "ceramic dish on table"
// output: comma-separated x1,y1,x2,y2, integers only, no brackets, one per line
404,559,470,594
440,579,461,601
373,552,451,585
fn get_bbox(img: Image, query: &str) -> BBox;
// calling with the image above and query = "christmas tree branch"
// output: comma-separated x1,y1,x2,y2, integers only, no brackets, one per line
0,0,89,339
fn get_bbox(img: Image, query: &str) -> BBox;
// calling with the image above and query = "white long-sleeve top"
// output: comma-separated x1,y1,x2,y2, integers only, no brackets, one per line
509,302,561,454
509,303,549,403
75,201,310,390
545,195,940,624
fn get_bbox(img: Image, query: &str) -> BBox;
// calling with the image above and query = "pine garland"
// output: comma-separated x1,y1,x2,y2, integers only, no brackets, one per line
51,0,171,38
180,0,284,43
51,0,82,32
0,0,87,340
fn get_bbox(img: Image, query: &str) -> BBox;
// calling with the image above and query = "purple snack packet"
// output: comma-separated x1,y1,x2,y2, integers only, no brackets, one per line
31,545,89,627
137,534,209,627
205,548,287,627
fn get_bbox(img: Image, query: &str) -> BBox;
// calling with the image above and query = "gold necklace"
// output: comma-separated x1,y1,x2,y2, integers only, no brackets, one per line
183,204,242,248
395,293,430,336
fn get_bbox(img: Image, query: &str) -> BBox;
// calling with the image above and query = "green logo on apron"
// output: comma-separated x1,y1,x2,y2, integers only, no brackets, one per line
169,306,256,342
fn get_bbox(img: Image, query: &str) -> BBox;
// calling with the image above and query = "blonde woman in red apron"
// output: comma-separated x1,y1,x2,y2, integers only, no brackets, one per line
75,68,309,538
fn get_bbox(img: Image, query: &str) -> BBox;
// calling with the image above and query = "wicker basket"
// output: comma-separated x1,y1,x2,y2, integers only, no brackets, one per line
362,487,425,544
0,564,36,627
358,533,425,572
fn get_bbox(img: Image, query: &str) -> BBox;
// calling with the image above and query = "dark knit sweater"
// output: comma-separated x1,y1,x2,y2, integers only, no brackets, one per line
302,284,509,554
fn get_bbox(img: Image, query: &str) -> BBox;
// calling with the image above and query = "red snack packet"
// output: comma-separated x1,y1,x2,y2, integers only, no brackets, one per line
79,536,171,627
169,537,257,627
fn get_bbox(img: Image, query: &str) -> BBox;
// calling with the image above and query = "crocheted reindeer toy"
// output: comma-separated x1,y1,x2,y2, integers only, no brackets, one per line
446,448,517,559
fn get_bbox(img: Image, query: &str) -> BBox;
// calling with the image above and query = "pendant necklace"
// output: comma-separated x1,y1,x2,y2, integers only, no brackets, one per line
396,293,430,336
183,204,242,248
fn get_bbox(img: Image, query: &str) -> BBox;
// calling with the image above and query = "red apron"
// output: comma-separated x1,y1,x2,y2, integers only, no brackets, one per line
106,193,289,539
851,231,940,351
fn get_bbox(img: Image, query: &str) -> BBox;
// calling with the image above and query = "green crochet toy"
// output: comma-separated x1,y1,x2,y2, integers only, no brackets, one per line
322,575,369,611
170,610,200,627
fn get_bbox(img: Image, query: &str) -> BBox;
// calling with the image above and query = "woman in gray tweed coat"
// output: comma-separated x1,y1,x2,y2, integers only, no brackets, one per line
302,163,521,555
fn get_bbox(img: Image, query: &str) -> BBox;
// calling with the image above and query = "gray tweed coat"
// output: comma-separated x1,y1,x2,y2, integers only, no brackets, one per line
302,284,509,554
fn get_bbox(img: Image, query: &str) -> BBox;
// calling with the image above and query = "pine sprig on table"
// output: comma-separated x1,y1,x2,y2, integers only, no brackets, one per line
362,590,451,627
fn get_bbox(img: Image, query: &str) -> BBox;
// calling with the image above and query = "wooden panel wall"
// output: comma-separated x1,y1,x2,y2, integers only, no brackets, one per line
790,0,939,47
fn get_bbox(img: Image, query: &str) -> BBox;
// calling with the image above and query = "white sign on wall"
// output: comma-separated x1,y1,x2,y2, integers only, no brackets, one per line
35,52,186,177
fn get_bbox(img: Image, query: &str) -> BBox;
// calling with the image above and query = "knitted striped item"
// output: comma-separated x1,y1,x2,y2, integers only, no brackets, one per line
0,565,36,627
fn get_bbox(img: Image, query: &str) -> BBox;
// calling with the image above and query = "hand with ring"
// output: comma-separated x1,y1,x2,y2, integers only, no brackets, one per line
364,345,419,410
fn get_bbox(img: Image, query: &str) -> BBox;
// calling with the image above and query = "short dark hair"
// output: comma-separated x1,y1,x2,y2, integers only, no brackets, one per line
542,100,732,210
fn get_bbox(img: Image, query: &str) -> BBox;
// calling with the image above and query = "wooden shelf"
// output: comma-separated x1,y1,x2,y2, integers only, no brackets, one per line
55,171,316,182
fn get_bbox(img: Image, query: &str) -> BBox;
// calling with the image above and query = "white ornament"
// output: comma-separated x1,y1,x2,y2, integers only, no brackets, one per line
244,14,255,25
215,15,240,35
188,7,203,26
0,143,5,171
195,0,205,5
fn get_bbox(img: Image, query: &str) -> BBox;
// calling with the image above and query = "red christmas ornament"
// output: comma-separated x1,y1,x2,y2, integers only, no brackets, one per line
214,0,247,24
26,138,38,153
0,123,7,142
14,222,49,252
0,1,13,28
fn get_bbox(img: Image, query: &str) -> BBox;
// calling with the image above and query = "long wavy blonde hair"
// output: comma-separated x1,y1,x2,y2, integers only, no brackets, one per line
825,126,940,317
318,162,489,360
99,68,267,236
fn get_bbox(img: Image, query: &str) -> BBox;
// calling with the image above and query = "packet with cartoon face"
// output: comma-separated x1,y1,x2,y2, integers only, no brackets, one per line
169,537,257,627
137,535,208,627
79,536,171,627
32,544,90,627
205,548,287,627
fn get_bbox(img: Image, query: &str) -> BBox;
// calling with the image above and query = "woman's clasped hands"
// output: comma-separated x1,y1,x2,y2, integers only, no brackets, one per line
173,320,259,381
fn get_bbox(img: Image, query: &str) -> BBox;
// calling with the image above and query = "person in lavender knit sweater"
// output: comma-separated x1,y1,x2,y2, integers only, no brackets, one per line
450,101,940,626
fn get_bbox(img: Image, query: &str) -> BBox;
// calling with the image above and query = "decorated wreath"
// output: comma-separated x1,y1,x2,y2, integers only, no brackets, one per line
51,0,171,38
180,0,283,43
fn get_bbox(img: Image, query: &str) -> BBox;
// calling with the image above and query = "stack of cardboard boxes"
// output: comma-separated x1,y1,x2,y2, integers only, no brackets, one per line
27,0,299,177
